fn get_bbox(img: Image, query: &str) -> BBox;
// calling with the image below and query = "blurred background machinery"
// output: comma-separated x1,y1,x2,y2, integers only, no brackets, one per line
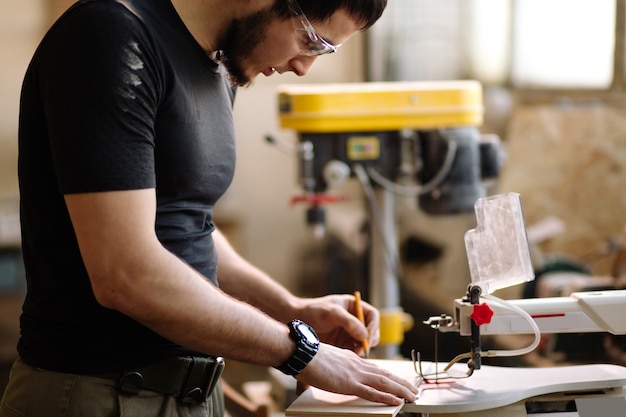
275,80,502,358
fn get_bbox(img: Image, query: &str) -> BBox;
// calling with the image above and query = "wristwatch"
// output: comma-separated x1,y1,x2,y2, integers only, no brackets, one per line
275,319,320,376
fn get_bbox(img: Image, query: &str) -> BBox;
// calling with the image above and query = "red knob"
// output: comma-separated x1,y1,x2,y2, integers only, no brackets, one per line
470,303,494,326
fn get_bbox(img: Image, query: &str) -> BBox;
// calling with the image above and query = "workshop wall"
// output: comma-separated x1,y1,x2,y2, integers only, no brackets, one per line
0,0,44,199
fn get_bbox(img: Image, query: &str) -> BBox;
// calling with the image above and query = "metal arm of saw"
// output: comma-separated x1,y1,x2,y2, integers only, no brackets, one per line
434,289,626,337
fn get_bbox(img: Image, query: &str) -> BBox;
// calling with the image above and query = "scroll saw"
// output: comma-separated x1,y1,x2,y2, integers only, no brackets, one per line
285,193,626,417
402,192,626,416
276,80,502,358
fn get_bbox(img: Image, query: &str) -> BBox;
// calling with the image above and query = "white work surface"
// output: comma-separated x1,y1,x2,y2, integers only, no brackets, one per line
285,360,626,417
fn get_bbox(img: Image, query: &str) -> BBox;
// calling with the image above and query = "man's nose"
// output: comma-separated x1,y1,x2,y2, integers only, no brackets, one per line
289,56,317,76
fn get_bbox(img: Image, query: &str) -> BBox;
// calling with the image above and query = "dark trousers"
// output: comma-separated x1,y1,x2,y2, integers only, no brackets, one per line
0,358,224,417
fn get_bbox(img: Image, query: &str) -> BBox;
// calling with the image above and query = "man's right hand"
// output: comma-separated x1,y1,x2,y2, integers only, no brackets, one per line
296,344,419,406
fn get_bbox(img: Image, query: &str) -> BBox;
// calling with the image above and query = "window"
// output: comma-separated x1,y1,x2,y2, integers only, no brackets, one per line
368,0,621,90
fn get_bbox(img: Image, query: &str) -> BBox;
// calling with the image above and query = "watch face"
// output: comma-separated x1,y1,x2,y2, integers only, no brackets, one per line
297,322,319,343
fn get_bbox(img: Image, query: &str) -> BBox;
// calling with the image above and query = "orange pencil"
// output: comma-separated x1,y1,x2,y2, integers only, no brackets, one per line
353,291,370,358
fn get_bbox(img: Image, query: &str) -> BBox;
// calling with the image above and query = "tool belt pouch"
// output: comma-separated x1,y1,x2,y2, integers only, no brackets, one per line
178,356,224,405
115,356,225,405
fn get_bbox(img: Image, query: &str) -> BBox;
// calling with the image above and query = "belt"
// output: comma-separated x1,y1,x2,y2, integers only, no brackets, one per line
95,355,225,405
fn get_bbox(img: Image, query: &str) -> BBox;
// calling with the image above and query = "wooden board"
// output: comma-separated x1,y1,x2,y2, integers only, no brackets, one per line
284,390,404,417
286,360,626,416
285,360,413,417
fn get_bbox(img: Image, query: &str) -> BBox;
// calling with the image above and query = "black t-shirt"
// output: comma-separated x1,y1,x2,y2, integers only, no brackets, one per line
17,0,236,373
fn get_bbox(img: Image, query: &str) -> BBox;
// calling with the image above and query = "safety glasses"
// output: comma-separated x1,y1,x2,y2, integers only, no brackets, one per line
286,0,341,56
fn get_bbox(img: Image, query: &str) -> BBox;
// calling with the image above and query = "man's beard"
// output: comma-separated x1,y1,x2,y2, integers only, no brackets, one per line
219,8,276,87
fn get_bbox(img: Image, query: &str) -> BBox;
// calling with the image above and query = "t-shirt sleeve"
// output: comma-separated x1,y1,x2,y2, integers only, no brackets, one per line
33,2,162,194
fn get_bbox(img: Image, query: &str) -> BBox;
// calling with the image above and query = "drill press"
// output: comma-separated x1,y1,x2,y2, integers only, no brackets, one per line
277,80,501,358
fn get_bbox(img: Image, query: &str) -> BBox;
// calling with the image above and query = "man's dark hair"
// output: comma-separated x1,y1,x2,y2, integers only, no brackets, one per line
273,0,388,31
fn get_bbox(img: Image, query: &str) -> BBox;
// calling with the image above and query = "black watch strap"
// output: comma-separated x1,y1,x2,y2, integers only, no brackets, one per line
275,319,320,376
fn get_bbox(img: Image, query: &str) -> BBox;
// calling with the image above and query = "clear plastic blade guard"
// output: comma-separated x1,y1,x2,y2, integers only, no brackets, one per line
464,192,534,294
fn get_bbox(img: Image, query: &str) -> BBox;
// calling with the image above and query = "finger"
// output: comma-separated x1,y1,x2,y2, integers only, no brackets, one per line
368,327,381,347
360,361,420,395
336,305,370,341
360,300,380,331
355,370,418,405
353,342,366,357
354,385,406,406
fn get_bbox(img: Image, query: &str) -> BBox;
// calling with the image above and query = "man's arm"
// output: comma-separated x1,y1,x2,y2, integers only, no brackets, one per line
214,229,381,352
65,188,418,405
212,228,303,323
65,188,293,365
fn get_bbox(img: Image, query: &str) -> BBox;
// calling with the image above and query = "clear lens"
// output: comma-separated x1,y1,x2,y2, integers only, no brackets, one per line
288,0,339,56
294,28,336,56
